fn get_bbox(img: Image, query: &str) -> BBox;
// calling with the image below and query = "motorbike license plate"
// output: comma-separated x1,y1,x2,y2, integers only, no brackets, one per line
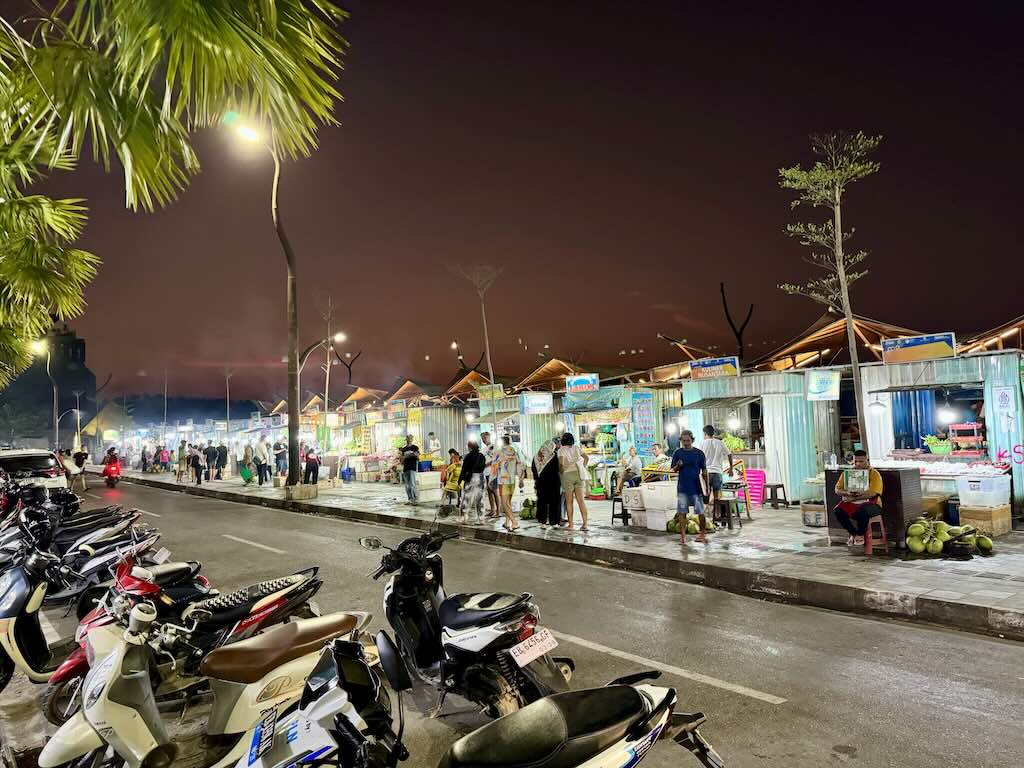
151,547,171,564
509,627,558,668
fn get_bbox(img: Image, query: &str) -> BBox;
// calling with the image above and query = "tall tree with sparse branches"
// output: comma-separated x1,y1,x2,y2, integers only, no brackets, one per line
779,131,882,449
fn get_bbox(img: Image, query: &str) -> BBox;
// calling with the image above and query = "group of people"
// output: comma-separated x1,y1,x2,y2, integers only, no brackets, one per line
139,445,172,473
173,440,229,485
238,436,321,486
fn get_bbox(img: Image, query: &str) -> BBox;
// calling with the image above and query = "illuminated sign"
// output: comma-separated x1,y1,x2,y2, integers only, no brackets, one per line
881,333,956,364
565,373,600,393
690,357,740,380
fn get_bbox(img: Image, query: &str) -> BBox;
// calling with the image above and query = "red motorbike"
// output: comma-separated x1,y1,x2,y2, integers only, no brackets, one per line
44,555,323,725
101,460,121,488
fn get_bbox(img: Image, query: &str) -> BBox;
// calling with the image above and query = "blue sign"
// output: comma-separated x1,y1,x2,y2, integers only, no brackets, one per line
631,391,656,454
881,332,957,364
690,356,740,380
520,392,554,415
565,373,600,393
805,369,841,401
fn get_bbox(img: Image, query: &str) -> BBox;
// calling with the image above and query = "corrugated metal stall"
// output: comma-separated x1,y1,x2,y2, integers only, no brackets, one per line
651,387,681,448
420,406,466,456
520,412,561,458
811,400,841,461
862,351,1024,515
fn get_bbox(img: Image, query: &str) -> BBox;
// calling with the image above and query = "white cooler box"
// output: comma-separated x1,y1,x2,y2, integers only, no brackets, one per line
623,487,645,510
640,481,676,512
628,509,648,528
645,507,673,532
956,475,1010,507
417,487,443,503
414,470,442,489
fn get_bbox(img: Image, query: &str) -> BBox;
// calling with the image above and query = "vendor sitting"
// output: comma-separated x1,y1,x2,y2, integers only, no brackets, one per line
615,446,643,495
833,450,883,545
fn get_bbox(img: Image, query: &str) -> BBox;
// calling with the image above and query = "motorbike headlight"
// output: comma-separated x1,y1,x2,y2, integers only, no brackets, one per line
424,568,434,582
84,681,106,709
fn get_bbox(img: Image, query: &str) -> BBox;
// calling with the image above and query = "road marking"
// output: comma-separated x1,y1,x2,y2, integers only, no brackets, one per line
222,534,286,554
39,610,61,645
137,509,161,517
550,629,787,705
84,492,102,499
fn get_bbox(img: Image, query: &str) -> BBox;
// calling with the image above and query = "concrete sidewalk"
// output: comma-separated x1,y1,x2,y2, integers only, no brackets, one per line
92,467,1024,641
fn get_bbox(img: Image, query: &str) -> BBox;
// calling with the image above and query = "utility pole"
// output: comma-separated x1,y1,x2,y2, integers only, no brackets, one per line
322,297,335,415
225,366,234,446
162,366,168,446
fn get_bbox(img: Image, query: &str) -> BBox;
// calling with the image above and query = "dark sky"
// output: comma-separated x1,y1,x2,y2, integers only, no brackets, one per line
41,1,1024,399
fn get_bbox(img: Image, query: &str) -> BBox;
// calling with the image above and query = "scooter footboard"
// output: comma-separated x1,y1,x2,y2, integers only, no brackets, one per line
38,712,103,768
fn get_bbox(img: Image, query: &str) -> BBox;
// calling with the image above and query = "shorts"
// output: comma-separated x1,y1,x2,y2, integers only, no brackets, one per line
676,491,705,516
560,469,584,494
500,484,516,499
708,473,723,492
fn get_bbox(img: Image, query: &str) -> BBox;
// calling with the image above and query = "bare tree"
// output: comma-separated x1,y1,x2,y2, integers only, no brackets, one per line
333,349,363,385
779,131,882,447
720,282,754,365
450,264,504,426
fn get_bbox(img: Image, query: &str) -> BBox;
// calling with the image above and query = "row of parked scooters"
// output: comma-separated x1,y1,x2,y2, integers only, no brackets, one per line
0,477,723,768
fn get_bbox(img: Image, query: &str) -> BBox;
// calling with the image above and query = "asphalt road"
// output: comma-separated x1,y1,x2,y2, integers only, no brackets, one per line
79,481,1024,768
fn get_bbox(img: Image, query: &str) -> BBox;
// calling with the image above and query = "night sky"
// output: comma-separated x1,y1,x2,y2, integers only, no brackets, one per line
37,1,1024,400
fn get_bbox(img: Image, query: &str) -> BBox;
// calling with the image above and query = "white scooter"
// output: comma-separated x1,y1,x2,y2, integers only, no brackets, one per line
39,603,370,768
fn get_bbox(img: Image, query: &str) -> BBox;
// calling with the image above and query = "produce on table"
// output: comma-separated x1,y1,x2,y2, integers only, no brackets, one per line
721,433,746,453
903,517,994,557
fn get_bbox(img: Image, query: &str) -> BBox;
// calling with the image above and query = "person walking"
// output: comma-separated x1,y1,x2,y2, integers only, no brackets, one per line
273,438,287,477
254,435,271,486
457,440,486,523
532,439,562,529
672,430,709,545
399,435,420,504
495,436,525,532
216,440,228,480
557,433,590,531
159,445,170,473
204,441,219,481
304,445,321,485
176,440,187,482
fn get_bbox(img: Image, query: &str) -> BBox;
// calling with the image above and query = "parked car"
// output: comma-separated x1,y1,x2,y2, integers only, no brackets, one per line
0,449,68,489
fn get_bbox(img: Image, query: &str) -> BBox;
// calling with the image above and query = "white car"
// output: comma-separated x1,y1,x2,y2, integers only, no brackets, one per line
0,449,69,490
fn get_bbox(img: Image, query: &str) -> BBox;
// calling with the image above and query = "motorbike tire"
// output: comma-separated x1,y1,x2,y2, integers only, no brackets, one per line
105,478,115,488
0,650,13,694
76,585,109,621
486,674,521,718
42,677,84,726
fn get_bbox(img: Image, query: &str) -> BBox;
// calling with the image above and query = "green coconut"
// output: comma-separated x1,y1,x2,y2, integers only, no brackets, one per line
946,526,963,537
926,538,944,555
907,523,927,538
686,521,699,535
977,536,994,553
934,529,952,543
962,535,976,548
906,536,926,554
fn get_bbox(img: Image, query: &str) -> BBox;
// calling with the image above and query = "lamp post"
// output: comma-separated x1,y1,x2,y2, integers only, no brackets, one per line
57,409,78,449
72,390,84,450
31,340,57,449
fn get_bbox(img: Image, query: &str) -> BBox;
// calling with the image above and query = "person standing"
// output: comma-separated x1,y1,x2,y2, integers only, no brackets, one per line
532,439,561,529
71,447,89,491
140,445,151,473
441,449,463,508
204,441,219,481
190,444,204,485
480,431,498,518
254,435,271,486
427,431,442,459
241,443,255,485
216,440,228,480
457,440,486,523
273,438,287,477
303,445,321,485
672,430,709,544
557,433,590,531
176,440,188,482
699,425,729,509
495,436,525,532
400,435,420,504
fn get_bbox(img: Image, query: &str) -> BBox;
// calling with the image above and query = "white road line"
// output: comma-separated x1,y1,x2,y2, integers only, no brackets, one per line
550,630,787,705
39,610,61,645
222,534,286,554
84,492,102,499
137,509,161,517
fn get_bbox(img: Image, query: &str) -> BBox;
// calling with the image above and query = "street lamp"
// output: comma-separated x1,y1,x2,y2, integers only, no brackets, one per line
32,340,58,449
57,409,78,449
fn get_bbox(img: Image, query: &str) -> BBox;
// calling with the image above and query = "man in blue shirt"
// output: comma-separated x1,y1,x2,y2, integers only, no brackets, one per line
672,430,710,544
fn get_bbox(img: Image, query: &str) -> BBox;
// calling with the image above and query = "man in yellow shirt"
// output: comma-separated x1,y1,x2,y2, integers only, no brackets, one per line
833,450,884,545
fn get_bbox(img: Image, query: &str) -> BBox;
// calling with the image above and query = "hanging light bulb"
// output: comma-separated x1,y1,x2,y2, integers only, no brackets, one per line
727,413,741,431
938,406,957,425
868,395,887,411
665,422,678,435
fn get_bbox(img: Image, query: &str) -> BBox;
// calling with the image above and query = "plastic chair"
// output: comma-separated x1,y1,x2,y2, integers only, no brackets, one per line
863,515,888,556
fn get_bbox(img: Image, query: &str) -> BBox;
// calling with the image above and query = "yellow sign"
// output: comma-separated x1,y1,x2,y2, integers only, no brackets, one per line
881,333,956,365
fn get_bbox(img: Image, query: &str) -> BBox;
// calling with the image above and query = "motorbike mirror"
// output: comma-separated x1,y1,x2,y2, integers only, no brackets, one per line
374,630,413,692
358,536,383,551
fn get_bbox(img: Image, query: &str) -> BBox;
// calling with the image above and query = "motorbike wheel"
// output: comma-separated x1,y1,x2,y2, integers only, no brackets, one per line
0,651,13,694
76,586,108,621
486,674,521,718
105,478,115,488
42,677,84,726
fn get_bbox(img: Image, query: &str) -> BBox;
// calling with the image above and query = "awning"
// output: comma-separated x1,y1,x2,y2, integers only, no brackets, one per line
868,382,982,394
682,395,759,411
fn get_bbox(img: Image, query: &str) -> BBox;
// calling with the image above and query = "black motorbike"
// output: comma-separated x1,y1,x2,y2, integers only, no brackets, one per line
361,530,574,717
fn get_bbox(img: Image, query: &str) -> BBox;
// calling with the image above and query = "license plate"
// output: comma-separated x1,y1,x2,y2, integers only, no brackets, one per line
248,707,277,765
151,547,171,564
509,627,558,668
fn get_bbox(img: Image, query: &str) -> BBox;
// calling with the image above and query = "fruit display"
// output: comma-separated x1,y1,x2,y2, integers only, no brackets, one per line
904,518,995,557
520,498,536,520
666,512,715,535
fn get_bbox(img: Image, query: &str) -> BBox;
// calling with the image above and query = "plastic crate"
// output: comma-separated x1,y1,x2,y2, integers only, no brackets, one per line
956,475,1010,507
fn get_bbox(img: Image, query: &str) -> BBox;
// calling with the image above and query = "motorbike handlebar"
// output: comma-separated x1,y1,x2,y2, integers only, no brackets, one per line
370,564,388,580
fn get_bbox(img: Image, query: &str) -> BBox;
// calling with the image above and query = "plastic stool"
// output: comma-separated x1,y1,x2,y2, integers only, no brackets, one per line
863,515,888,556
764,484,789,509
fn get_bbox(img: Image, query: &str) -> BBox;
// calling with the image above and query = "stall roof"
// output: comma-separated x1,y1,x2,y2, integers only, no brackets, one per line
655,333,712,362
960,314,1024,354
754,311,922,371
682,395,760,411
385,378,444,403
443,368,518,399
338,386,388,408
512,358,639,392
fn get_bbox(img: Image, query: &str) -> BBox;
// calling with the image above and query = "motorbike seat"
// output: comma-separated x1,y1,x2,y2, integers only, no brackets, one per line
146,561,202,587
438,686,648,768
200,612,359,684
183,573,306,624
439,592,532,631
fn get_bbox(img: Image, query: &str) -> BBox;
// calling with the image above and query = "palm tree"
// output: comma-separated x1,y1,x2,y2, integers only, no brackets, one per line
0,2,348,422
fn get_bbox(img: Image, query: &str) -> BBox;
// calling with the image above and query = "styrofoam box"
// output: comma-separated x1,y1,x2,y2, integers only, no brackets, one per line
957,475,1010,507
629,509,648,528
414,470,442,488
640,481,676,511
417,487,443,503
623,487,645,510
646,507,673,532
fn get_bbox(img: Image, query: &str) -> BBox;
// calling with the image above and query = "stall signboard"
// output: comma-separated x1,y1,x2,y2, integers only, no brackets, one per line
387,399,407,418
805,369,841,401
565,373,600,393
407,407,423,443
214,420,227,431
342,401,357,413
690,356,740,380
520,392,554,415
631,391,656,454
994,386,1016,415
564,386,630,413
575,408,631,426
881,332,956,364
474,383,506,401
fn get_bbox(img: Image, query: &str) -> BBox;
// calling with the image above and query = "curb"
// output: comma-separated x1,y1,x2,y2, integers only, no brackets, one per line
108,473,1024,642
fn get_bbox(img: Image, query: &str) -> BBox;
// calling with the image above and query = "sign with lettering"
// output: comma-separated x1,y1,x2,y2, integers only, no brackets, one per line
565,373,600,393
520,391,554,415
690,356,740,380
631,391,656,454
805,369,841,401
881,333,956,364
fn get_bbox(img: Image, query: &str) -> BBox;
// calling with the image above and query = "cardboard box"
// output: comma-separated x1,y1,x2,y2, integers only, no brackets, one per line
801,502,828,528
958,503,1011,538
921,495,949,521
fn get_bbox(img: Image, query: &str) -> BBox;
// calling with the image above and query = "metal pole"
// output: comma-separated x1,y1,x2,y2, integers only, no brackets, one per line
162,366,168,446
46,349,58,449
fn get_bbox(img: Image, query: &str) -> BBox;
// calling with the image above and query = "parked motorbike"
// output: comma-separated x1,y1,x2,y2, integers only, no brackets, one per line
101,460,121,488
361,530,573,717
39,603,370,768
45,561,323,725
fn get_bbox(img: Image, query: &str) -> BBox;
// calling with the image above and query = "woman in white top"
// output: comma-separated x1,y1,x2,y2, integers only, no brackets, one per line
556,433,589,531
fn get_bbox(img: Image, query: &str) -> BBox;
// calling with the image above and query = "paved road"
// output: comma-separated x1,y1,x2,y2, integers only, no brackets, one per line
80,482,1024,768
